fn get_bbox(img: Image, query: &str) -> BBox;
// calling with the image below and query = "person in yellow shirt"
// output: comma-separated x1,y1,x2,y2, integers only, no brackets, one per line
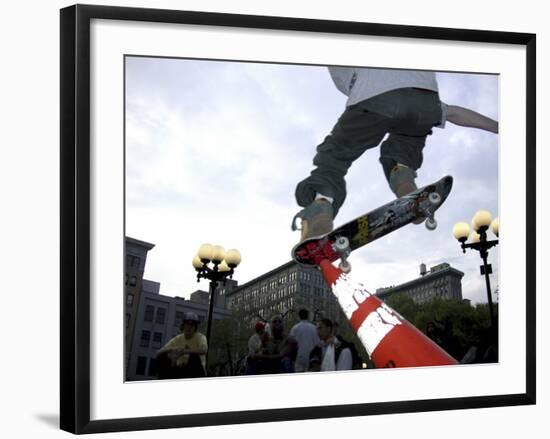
156,312,208,379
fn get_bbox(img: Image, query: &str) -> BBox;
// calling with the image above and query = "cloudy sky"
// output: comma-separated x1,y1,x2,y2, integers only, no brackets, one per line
125,57,499,305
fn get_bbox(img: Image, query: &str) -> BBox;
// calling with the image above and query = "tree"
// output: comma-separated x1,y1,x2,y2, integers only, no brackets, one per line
385,294,498,362
385,293,420,323
203,308,251,376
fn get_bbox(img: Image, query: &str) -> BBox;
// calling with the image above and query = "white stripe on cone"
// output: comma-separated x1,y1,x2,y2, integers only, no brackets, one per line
333,271,403,355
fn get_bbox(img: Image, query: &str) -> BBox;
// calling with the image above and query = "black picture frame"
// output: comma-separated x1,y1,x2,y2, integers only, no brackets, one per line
60,4,536,434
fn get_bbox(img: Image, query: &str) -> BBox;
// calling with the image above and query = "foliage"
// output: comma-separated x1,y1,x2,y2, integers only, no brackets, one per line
203,291,500,374
201,307,251,376
385,293,498,362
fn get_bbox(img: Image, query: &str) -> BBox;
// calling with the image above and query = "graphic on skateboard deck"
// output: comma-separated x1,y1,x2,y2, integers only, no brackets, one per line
291,175,453,271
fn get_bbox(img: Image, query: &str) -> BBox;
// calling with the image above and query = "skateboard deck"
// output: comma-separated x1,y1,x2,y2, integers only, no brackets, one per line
292,175,453,268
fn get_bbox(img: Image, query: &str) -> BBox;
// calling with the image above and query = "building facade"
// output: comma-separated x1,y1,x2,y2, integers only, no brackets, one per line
125,236,235,381
375,262,464,304
189,278,237,308
125,237,155,376
225,261,345,325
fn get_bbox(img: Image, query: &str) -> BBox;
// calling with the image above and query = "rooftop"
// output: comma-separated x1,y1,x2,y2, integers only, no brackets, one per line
125,236,155,250
376,263,464,295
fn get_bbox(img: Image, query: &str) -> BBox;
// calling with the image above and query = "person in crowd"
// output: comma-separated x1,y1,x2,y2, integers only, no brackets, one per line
332,321,364,370
289,308,320,372
245,321,267,375
156,312,207,379
258,314,298,374
309,318,352,371
426,320,444,347
426,319,461,360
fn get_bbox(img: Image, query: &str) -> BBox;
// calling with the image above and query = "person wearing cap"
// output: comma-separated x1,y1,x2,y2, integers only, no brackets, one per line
244,321,267,375
156,312,208,379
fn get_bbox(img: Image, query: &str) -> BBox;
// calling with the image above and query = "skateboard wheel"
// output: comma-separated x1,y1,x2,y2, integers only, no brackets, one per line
425,217,437,230
334,236,350,252
339,260,352,273
428,192,441,205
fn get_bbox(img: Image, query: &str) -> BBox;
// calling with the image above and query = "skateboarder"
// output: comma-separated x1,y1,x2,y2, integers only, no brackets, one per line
292,67,498,242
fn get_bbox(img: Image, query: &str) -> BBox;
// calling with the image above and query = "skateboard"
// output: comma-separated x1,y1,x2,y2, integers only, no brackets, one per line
291,175,453,272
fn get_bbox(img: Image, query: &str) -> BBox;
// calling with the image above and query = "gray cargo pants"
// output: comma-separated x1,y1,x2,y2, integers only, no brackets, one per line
295,87,443,217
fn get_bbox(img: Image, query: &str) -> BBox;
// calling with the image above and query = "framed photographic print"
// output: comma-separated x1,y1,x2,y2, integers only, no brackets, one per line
60,4,536,434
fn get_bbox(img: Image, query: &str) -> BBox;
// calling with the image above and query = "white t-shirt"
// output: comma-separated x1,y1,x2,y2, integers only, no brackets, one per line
290,320,320,366
318,339,353,371
247,333,263,356
328,67,439,107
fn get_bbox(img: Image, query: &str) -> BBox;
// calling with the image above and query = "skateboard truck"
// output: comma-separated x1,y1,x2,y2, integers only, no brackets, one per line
424,192,441,231
291,176,453,269
332,236,352,273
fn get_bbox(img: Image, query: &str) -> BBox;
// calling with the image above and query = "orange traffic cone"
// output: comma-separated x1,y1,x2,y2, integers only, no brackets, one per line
320,259,457,368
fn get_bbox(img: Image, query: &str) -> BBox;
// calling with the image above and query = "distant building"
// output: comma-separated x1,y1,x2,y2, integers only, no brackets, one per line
225,261,345,325
190,290,210,305
124,236,235,381
142,279,160,295
375,262,464,304
189,279,238,308
125,237,155,376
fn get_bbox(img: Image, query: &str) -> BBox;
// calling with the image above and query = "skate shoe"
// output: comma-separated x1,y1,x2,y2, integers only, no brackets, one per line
291,199,334,242
389,164,423,224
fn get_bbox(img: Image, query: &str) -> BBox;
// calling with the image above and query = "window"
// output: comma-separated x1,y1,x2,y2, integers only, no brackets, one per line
152,332,163,349
140,330,151,348
129,275,137,287
148,358,157,377
155,308,166,324
175,311,184,327
126,255,141,269
136,356,147,375
144,305,154,322
126,294,134,306
126,313,131,328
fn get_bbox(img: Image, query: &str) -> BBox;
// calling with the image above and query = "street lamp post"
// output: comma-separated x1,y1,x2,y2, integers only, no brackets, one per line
192,244,241,367
453,210,499,331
